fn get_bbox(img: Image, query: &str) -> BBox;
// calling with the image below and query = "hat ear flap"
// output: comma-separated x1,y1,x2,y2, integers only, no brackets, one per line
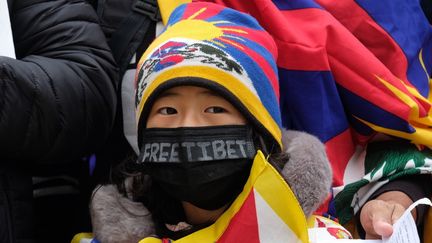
279,129,332,217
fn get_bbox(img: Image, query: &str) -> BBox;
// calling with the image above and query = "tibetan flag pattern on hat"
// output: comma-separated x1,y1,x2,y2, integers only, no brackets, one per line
198,0,432,223
138,151,310,243
135,2,282,149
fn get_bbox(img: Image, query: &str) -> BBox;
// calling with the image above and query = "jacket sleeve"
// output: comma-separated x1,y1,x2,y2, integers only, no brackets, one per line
368,175,432,226
355,175,432,238
0,0,118,163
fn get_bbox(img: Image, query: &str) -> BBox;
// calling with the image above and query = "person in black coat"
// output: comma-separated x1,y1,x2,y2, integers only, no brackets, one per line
421,0,432,23
0,0,118,242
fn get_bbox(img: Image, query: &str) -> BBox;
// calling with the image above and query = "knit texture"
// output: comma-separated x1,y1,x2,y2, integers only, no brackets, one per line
134,2,282,150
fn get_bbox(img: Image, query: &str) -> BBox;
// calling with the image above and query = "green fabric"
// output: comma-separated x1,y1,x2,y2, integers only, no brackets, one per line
335,140,432,224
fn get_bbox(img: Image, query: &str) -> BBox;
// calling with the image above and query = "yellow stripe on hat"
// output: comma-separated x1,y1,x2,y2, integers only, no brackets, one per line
157,0,191,25
136,65,282,148
137,18,225,69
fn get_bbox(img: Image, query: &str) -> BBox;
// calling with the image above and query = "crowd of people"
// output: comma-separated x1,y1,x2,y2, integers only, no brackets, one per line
1,0,431,242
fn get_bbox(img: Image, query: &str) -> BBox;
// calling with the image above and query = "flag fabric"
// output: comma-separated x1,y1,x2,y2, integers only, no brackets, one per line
70,1,432,241
71,0,432,243
189,0,432,223
139,151,311,243
314,0,432,223
138,151,351,243
71,150,350,242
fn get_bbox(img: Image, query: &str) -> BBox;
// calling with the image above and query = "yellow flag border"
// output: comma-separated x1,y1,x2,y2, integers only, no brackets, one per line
140,151,309,243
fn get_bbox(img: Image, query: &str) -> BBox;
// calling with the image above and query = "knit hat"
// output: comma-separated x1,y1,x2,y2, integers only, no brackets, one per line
134,2,282,152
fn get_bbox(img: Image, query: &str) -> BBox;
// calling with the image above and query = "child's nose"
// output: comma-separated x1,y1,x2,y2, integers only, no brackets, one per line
177,111,203,127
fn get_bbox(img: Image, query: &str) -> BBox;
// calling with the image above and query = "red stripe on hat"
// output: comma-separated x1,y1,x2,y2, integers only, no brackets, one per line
221,26,278,59
218,36,280,99
183,2,224,20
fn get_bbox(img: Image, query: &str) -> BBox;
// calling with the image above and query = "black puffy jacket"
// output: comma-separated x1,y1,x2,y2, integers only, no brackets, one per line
0,0,118,242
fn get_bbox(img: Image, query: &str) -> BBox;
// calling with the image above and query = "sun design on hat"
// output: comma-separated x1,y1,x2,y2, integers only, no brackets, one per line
134,2,282,150
135,6,258,106
163,6,250,47
139,6,253,65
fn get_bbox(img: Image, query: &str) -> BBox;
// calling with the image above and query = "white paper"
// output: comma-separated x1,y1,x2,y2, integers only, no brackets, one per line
0,0,15,58
382,198,432,243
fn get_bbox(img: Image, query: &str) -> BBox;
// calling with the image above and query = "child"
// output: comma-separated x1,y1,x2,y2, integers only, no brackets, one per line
89,2,339,242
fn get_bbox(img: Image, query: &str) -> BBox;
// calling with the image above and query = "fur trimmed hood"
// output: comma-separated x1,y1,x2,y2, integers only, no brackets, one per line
90,129,332,243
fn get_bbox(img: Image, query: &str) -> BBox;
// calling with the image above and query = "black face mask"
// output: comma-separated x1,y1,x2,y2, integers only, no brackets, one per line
135,125,256,210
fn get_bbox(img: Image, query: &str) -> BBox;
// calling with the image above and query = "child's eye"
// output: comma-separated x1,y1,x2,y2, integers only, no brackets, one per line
205,106,226,113
158,107,177,115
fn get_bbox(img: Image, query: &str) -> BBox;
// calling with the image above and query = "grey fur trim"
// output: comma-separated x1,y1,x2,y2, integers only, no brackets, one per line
90,129,332,241
280,129,333,217
90,184,155,243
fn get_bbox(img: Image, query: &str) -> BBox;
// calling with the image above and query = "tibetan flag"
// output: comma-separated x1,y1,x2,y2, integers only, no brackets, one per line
313,0,432,224
71,150,350,242
199,0,432,219
139,151,309,243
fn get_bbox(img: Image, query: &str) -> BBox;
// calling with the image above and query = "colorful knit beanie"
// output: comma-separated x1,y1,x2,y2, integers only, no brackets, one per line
134,2,282,152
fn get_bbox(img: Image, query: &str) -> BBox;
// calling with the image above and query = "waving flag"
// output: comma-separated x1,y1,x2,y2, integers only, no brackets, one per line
193,0,432,222
73,2,432,241
72,150,350,242
139,151,310,243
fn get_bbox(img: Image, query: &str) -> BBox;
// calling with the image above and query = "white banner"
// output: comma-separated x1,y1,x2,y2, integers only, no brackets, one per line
0,0,15,58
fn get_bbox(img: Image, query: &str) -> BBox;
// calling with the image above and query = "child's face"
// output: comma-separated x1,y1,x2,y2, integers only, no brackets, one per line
146,86,246,128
